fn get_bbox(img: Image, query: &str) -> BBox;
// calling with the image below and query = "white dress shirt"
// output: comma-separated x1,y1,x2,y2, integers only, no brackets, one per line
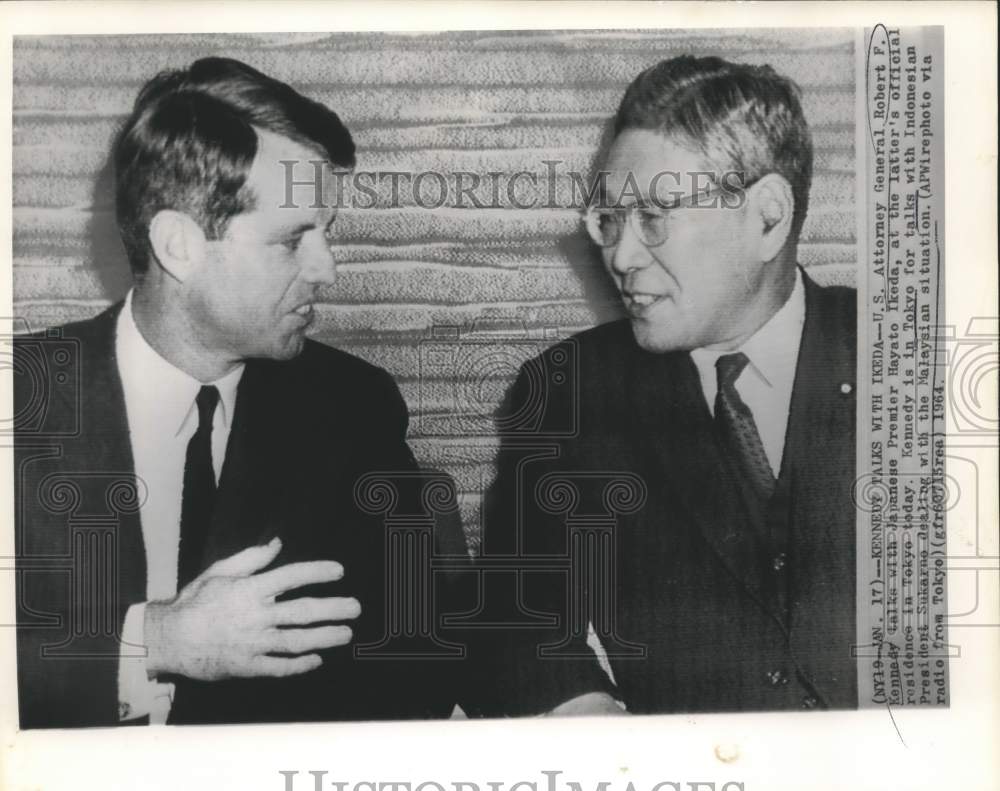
116,290,244,723
689,269,806,477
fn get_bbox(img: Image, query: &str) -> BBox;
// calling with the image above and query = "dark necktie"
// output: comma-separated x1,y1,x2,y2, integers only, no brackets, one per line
714,352,776,503
177,385,220,588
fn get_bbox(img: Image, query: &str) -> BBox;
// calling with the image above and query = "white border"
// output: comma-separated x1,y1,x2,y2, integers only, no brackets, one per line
1,3,996,791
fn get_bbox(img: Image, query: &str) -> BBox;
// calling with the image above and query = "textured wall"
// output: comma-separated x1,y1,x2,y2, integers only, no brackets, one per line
11,30,856,550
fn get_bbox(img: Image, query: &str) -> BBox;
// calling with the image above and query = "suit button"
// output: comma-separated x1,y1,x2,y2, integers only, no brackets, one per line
765,669,788,686
802,695,819,709
772,553,787,571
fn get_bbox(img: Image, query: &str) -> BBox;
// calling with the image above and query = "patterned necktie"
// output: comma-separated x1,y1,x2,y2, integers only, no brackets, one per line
714,352,776,503
177,385,220,588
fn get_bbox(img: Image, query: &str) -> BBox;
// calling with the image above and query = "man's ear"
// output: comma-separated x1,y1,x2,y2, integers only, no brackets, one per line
148,210,208,282
751,174,794,263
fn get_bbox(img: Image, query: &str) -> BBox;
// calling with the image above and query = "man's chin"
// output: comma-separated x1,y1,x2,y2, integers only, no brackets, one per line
265,333,306,361
629,318,689,354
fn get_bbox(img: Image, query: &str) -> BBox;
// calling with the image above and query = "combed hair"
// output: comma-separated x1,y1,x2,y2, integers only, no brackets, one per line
114,57,356,273
614,55,813,238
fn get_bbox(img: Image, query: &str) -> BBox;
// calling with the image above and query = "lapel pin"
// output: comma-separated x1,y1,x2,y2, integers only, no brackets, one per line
840,383,853,394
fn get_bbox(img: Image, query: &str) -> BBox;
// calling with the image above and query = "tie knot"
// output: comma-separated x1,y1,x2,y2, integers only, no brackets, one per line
195,385,220,431
715,352,749,389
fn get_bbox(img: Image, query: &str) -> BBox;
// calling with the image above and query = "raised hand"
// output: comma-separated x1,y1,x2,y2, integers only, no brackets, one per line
144,538,360,681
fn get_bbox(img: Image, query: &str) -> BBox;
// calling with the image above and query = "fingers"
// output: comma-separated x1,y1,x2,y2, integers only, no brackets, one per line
205,537,283,578
254,560,345,598
270,625,353,654
250,653,324,678
269,596,361,626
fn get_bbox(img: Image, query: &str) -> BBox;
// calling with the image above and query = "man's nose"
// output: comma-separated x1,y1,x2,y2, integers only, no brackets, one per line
302,240,337,286
607,218,653,276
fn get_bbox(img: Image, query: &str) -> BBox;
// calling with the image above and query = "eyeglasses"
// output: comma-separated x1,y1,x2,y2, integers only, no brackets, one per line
582,182,754,248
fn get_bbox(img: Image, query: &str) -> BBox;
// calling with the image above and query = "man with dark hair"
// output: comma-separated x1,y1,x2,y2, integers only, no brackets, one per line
14,57,464,727
485,55,857,715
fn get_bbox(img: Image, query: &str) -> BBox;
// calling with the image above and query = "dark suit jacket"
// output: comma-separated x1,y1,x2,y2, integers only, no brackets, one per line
476,272,857,715
14,303,471,728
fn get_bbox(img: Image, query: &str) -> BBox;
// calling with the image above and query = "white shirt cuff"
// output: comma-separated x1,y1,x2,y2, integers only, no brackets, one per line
117,602,174,723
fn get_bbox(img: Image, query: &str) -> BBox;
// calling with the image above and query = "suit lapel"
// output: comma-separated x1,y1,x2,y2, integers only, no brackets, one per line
201,361,285,566
783,275,857,698
199,354,352,567
76,304,148,614
785,274,856,600
629,348,772,607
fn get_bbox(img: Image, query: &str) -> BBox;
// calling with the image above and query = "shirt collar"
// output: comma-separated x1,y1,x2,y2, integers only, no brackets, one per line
116,289,245,436
690,267,806,390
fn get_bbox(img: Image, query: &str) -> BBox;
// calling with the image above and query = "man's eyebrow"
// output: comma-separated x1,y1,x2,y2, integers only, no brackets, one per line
270,222,315,241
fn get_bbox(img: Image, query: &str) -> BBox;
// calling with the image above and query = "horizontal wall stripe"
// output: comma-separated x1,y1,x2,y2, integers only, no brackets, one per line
14,47,854,89
13,238,859,269
12,143,857,179
15,85,855,128
13,257,857,306
13,205,858,244
12,114,856,157
15,29,854,51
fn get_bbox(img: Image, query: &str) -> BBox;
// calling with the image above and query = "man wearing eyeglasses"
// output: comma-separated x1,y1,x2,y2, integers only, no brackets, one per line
480,55,857,715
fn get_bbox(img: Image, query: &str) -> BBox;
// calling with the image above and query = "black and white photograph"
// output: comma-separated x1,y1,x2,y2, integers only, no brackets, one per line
0,3,996,791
